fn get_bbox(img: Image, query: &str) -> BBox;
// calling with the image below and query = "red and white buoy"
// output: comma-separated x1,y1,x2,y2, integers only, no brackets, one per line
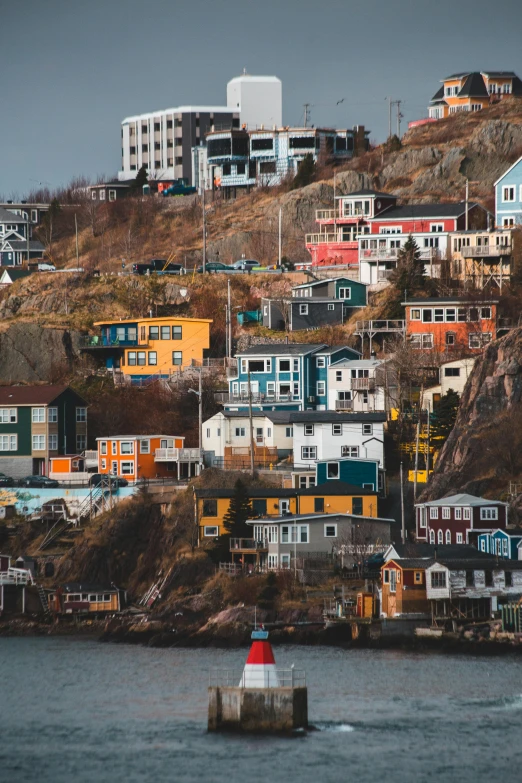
240,630,280,688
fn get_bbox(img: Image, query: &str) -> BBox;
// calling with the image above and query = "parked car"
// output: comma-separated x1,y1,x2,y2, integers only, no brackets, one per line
133,259,186,276
230,259,259,271
38,262,56,272
89,473,129,488
157,263,187,276
132,262,155,275
21,475,59,488
0,472,15,487
196,261,230,273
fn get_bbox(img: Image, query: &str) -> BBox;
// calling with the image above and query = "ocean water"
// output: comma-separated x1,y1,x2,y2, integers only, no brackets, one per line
0,637,521,783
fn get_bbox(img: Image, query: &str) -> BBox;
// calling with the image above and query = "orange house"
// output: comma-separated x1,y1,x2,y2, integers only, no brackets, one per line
381,559,430,618
96,435,201,481
50,455,85,475
428,71,522,119
403,297,498,354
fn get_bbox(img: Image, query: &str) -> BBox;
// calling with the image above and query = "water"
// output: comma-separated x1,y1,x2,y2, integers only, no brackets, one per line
1,638,521,783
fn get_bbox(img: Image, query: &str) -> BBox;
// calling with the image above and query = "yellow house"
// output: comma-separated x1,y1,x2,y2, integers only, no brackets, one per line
428,71,522,120
195,481,379,542
449,229,512,288
80,316,212,381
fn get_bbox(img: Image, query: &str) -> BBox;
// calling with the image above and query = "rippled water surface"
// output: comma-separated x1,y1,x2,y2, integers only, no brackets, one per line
1,637,521,782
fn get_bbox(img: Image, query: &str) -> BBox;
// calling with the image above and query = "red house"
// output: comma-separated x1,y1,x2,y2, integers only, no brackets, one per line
403,296,498,353
415,493,508,546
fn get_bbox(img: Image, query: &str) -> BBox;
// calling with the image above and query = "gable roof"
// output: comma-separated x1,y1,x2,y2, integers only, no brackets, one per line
0,269,32,282
0,206,27,224
417,493,506,507
385,557,434,570
292,277,366,291
0,385,86,406
1,240,44,251
297,480,377,496
494,155,522,187
337,189,395,199
388,543,491,560
430,85,445,103
373,202,484,221
237,343,328,356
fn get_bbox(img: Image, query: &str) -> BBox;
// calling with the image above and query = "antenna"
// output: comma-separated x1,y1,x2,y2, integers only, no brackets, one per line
303,103,311,128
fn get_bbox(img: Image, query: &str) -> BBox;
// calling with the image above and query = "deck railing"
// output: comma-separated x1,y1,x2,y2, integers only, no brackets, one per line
209,668,306,688
461,245,511,258
230,538,269,551
154,447,201,461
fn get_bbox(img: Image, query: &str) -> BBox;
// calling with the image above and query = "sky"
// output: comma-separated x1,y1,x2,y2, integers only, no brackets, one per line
2,0,522,196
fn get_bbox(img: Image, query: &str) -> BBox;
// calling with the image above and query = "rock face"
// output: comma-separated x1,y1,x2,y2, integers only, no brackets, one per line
421,328,522,501
0,324,81,383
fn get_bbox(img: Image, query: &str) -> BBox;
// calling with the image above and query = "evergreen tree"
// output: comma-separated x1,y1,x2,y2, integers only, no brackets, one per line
292,153,316,190
222,479,253,538
430,388,460,443
131,165,148,192
390,234,425,294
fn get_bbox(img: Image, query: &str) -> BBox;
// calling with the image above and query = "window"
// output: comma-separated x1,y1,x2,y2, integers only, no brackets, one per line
100,458,106,470
338,288,351,300
442,507,450,519
100,442,107,455
456,533,463,544
137,352,146,366
46,407,58,423
445,530,451,544
32,434,45,450
109,190,116,202
485,570,493,587
414,571,423,584
120,461,134,475
341,446,359,458
469,333,491,349
336,371,342,382
437,529,444,544
204,526,219,537
278,359,291,372
0,408,17,423
383,570,390,584
506,571,513,587
315,498,325,513
120,441,134,455
202,499,217,516
235,427,246,437
280,553,291,569
0,435,17,451
422,309,433,323
328,304,335,311
172,351,183,365
332,423,342,436
430,530,435,544
324,523,337,537
293,359,299,372
503,186,515,202
410,309,421,320
301,446,317,460
140,440,150,454
149,326,159,340
430,571,446,588
75,407,87,423
76,434,86,451
419,509,427,528
99,190,106,201
316,381,326,396
352,497,363,515
327,462,339,479
434,308,444,323
148,352,157,365
128,352,136,366
480,507,498,521
455,508,462,520
481,307,491,320
362,424,373,435
172,326,182,340
445,309,456,323
32,407,45,423
463,507,471,520
411,334,434,349
304,424,314,436
430,507,438,519
251,499,267,516
503,217,515,227
285,427,293,438
111,460,118,474
444,367,460,377
316,357,326,368
430,223,444,233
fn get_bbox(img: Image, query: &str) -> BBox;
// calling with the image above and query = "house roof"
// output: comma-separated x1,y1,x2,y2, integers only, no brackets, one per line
292,277,366,290
247,512,394,525
95,434,183,441
0,269,32,282
290,411,386,423
385,558,434,570
374,202,483,221
430,85,446,103
1,240,45,251
0,385,86,406
388,543,491,560
0,206,27,223
458,72,489,98
296,480,377,496
434,558,522,571
416,493,506,507
337,189,395,199
481,71,518,78
195,487,297,499
220,410,294,423
237,343,328,356
330,358,382,369
94,316,212,326
402,297,498,305
493,155,522,187
316,346,360,356
61,583,119,593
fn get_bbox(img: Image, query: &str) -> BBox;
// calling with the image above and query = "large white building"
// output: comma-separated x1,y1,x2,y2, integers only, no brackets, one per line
226,73,282,129
292,412,386,469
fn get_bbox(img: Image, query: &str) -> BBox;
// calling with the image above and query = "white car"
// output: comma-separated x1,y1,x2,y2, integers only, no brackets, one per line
230,259,259,271
38,262,56,272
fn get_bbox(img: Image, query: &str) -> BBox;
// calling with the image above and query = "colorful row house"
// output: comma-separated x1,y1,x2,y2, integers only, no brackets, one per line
415,493,508,546
403,296,499,353
96,435,201,480
477,528,522,560
428,71,522,120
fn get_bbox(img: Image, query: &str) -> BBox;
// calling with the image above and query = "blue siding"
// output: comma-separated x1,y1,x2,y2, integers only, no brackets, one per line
495,158,522,227
478,530,522,559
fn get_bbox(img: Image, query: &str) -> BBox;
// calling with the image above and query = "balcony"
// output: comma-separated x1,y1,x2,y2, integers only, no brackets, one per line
315,209,337,221
230,538,268,552
306,232,358,246
79,335,140,350
352,377,376,391
355,319,405,334
154,447,201,462
461,245,511,258
335,399,354,410
360,248,438,262
224,393,299,404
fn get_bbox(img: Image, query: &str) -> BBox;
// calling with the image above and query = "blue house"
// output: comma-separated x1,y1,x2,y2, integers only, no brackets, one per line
316,456,384,495
478,528,522,559
227,343,360,411
494,156,522,228
0,207,45,266
291,277,368,308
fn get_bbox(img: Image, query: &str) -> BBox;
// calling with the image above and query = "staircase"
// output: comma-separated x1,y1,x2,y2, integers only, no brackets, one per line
39,518,72,551
37,584,51,616
76,481,111,522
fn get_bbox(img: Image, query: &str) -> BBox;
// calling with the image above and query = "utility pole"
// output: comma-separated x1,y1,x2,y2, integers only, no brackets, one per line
333,171,337,237
278,207,282,267
396,100,403,138
400,461,405,544
247,370,255,477
26,210,30,267
388,97,392,140
303,103,310,129
198,368,203,472
413,385,423,504
202,184,207,273
465,178,469,231
227,278,232,361
74,213,79,266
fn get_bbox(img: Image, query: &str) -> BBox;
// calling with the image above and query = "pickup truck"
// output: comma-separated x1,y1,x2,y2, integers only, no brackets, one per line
132,259,186,275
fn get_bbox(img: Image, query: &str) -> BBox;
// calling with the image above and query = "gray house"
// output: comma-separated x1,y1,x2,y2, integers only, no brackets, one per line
239,512,393,570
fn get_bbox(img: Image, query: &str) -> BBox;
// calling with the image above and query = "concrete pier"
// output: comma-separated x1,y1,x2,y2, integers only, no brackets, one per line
208,685,308,733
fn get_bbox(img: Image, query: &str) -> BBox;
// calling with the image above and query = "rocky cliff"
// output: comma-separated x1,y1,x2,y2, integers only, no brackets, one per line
421,328,522,503
0,324,81,383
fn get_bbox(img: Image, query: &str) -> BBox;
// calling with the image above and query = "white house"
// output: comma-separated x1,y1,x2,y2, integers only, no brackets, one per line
327,358,398,413
421,357,475,412
291,411,386,469
202,410,294,467
358,232,447,286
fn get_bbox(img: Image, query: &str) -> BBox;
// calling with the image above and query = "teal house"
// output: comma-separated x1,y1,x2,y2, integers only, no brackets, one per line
315,456,384,494
478,528,522,559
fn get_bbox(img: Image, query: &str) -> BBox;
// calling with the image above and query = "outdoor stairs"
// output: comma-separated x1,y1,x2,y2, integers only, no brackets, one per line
139,566,174,608
77,485,111,521
39,517,72,551
37,584,51,616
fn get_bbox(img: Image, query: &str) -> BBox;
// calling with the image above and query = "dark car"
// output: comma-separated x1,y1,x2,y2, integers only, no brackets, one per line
196,262,229,273
89,473,129,488
0,473,15,487
133,259,186,275
157,263,187,276
21,475,59,488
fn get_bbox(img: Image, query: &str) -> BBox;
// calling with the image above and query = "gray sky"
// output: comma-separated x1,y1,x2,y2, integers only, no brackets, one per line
2,0,522,196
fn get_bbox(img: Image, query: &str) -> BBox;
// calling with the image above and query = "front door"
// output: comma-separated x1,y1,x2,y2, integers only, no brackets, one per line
32,458,45,476
279,500,290,515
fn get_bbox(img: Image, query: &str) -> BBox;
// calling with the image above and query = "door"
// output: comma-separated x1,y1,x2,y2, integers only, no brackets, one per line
279,500,290,515
256,427,264,445
32,458,45,476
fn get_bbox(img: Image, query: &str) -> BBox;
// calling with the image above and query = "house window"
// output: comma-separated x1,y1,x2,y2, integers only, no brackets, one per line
76,407,87,423
338,288,351,299
341,446,359,458
414,571,422,584
445,530,451,544
149,326,159,340
109,190,116,202
140,440,150,454
137,351,146,366
234,427,246,437
32,434,45,450
430,530,435,544
434,309,444,323
293,359,299,372
120,441,134,455
128,352,136,366
444,367,460,377
430,507,439,519
336,371,342,381
99,190,106,201
251,499,267,516
172,326,182,339
480,507,498,521
328,304,335,311
327,462,339,479
362,424,373,435
410,309,421,320
503,186,515,202
278,359,291,372
100,458,106,470
48,407,58,423
100,442,107,455
506,571,513,587
120,461,135,475
316,357,326,368
111,460,118,474
503,217,515,227
203,499,217,516
352,497,363,515
301,446,317,460
304,424,314,436
455,508,462,519
32,407,45,423
442,507,450,519
315,498,325,513
469,333,491,349
411,334,434,349
204,526,219,537
324,523,337,537
0,434,17,451
437,529,444,544
280,553,291,569
268,554,278,569
481,307,491,320
431,571,446,588
456,533,463,544
445,309,456,323
148,351,157,365
0,408,17,423
76,434,86,451
206,428,211,438
383,570,390,584
463,507,471,520
430,223,444,233
422,309,432,323
317,381,326,396
172,351,183,365
332,423,342,436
